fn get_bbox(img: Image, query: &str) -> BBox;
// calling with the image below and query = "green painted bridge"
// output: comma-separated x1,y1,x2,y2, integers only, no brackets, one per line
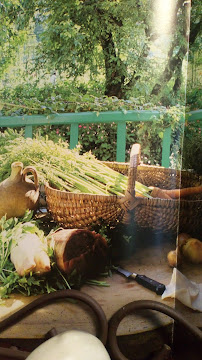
0,109,201,167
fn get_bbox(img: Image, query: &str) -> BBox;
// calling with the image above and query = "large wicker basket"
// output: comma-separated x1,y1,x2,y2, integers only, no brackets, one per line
44,144,141,229
105,150,202,237
103,161,201,190
44,186,125,229
45,144,202,236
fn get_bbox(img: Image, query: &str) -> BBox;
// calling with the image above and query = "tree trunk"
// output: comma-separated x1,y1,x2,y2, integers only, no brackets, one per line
100,31,127,98
100,31,142,98
151,0,190,98
151,43,186,96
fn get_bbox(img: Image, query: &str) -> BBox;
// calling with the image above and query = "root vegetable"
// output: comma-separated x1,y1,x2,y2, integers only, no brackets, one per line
10,233,51,276
182,238,202,264
167,249,182,268
26,330,110,360
50,229,108,277
150,187,172,199
151,186,202,199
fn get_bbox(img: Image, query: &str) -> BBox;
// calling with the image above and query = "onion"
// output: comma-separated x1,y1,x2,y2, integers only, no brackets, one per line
26,330,111,360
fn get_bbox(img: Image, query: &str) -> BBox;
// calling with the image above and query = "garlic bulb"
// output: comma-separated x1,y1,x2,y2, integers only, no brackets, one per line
26,330,110,360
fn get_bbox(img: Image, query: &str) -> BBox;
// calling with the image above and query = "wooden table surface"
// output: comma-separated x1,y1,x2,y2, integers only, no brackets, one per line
0,242,201,339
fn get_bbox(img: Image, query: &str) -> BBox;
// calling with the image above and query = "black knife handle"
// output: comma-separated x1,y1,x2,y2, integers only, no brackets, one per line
135,274,166,295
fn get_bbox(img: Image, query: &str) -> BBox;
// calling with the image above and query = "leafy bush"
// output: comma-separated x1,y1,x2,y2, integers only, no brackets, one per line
0,83,185,165
186,86,202,110
182,118,202,174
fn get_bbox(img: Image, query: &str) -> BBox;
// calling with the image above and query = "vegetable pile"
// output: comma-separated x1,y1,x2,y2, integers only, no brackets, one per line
0,129,152,198
0,211,110,301
2,130,200,200
0,211,55,299
0,130,151,300
1,130,201,301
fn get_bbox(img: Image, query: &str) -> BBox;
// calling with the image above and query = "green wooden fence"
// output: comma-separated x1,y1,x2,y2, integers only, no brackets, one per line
0,109,201,167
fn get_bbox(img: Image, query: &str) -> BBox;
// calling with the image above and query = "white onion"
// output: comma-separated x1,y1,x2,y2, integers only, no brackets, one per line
26,330,111,360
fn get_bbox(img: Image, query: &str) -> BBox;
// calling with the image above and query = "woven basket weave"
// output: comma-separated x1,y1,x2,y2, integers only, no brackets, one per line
44,187,125,229
45,144,202,235
103,161,201,190
130,197,202,236
108,149,202,237
44,144,141,229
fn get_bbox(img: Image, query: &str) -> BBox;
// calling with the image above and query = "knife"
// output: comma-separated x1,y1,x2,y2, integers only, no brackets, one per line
114,266,166,295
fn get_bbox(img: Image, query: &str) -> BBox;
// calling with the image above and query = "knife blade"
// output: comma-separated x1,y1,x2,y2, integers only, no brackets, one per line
114,266,166,295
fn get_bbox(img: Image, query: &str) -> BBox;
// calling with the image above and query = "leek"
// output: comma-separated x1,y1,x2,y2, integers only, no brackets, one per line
0,132,152,198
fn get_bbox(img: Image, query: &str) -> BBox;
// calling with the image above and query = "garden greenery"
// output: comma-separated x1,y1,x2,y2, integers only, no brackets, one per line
0,83,185,165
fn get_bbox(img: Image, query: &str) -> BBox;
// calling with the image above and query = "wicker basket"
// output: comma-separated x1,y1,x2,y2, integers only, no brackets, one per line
44,144,141,229
44,187,125,229
45,144,202,236
106,148,202,237
103,162,201,190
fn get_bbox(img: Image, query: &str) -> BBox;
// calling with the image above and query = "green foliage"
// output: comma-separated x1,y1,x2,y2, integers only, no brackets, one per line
0,211,51,299
182,115,202,174
0,0,35,77
186,86,202,110
0,209,113,299
0,0,193,101
0,83,185,164
0,211,85,299
189,0,202,54
182,132,202,175
0,82,185,118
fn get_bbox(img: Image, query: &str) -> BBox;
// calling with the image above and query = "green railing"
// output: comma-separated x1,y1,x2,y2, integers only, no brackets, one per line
0,109,201,167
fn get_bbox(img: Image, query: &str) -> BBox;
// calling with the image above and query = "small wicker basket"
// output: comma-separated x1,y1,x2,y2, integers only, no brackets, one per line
45,144,202,236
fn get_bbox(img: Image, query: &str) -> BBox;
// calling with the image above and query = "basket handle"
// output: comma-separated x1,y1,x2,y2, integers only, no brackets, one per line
119,144,141,223
127,143,141,195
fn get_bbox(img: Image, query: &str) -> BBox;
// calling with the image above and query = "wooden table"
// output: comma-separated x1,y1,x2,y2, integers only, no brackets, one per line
0,242,201,339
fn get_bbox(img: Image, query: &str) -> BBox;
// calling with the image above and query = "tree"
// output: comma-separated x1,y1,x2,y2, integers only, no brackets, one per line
151,1,190,98
189,0,202,49
187,0,202,85
1,0,195,102
33,0,152,98
0,1,36,77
